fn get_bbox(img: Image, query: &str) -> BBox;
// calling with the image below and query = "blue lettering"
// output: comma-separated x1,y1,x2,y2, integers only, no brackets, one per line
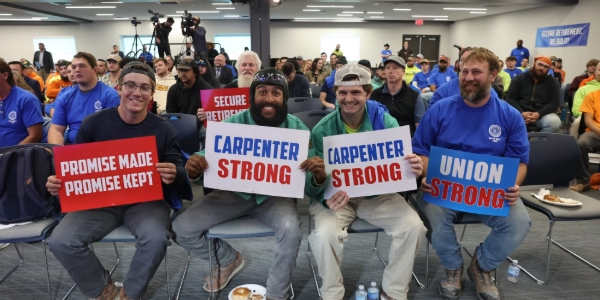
253,139,261,157
377,143,385,159
333,148,341,164
359,145,367,162
394,140,404,157
222,136,232,154
214,135,222,153
243,138,253,155
262,140,272,158
280,142,289,160
385,141,394,158
341,147,350,164
289,143,299,161
233,137,243,155
367,144,377,161
328,148,334,164
349,146,359,163
273,141,281,159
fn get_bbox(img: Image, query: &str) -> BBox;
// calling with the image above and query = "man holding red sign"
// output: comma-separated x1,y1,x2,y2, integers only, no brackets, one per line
306,63,426,300
413,48,530,300
46,62,186,300
174,68,324,300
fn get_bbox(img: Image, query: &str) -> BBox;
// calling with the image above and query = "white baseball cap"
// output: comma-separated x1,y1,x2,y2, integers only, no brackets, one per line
334,63,372,86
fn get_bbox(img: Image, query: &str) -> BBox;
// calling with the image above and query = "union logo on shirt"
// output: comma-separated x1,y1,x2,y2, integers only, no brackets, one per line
488,125,502,142
8,111,17,124
445,76,450,82
94,100,102,111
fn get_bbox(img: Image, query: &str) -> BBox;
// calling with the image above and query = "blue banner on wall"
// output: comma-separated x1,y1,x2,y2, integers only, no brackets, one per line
535,23,590,48
423,146,519,217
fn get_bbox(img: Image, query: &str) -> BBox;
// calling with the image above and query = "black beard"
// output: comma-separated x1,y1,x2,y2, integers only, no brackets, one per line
249,101,288,127
530,68,547,81
439,66,447,72
61,75,69,81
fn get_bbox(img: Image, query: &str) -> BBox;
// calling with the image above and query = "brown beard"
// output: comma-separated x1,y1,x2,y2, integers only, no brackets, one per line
460,79,491,104
530,67,547,81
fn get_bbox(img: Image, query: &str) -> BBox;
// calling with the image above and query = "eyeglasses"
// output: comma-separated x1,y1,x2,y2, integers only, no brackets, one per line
253,73,287,84
121,81,153,96
536,63,550,70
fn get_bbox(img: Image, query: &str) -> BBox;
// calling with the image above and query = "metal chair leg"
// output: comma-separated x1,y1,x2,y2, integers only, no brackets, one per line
208,238,214,300
0,243,23,284
306,215,322,299
289,282,295,299
164,248,170,300
425,242,430,288
108,242,120,275
508,220,554,285
174,253,190,300
43,240,52,300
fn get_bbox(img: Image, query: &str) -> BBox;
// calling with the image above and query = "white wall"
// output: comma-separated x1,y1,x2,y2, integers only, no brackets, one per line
0,19,449,69
448,0,598,83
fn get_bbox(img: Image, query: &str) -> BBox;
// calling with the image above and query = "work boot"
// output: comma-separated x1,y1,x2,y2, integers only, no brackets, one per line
467,252,499,300
569,183,590,193
89,277,118,300
439,266,463,300
203,252,245,292
118,286,140,300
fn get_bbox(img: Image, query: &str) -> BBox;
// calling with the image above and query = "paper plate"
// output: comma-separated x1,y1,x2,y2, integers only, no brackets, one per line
531,193,582,207
228,284,266,300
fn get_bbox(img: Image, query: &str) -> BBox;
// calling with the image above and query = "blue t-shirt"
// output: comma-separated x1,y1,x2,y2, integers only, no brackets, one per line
411,71,432,90
429,77,499,107
381,49,392,62
0,86,43,147
510,47,530,66
428,68,457,89
413,94,529,164
416,63,422,70
320,70,337,104
504,68,523,79
51,82,120,143
433,65,455,72
139,51,153,62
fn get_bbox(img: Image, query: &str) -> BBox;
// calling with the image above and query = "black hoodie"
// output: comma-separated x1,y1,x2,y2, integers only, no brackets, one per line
201,61,221,89
166,75,213,116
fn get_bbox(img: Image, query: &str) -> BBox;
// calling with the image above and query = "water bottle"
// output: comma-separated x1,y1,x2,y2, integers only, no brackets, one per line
561,107,567,121
507,260,520,282
355,285,367,300
367,281,380,300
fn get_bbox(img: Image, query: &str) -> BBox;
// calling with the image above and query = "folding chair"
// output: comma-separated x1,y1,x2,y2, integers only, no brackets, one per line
513,133,600,285
310,84,321,98
306,214,426,299
158,113,200,155
293,110,331,131
203,215,295,300
0,218,58,300
287,97,323,114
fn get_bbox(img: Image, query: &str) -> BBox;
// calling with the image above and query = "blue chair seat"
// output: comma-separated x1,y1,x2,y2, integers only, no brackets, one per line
207,216,274,239
0,218,57,243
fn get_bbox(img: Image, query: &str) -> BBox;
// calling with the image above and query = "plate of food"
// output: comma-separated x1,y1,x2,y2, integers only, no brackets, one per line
229,284,266,300
531,189,582,207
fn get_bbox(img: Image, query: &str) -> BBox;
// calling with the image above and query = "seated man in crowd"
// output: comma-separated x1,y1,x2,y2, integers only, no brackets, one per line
428,55,457,93
45,59,72,102
319,56,347,111
8,60,45,103
411,59,432,93
175,68,313,300
281,61,311,98
96,59,108,79
568,59,598,101
372,63,386,89
224,51,261,89
370,56,425,136
307,63,426,300
48,52,120,145
47,62,185,300
572,65,600,118
414,48,531,300
0,58,43,147
21,59,45,92
570,89,600,192
430,48,500,107
44,64,78,118
213,54,233,85
166,58,212,115
519,58,530,72
197,58,221,89
153,57,176,114
504,56,523,79
403,57,422,84
506,55,561,133
497,60,512,96
100,54,122,88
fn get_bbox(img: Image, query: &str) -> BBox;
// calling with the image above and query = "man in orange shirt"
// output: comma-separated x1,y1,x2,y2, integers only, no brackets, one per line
554,58,566,84
21,60,45,91
46,60,71,102
571,89,600,192
45,62,60,87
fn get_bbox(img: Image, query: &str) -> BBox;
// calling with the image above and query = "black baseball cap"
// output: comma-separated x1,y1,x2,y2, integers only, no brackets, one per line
177,58,195,70
336,56,348,66
120,61,156,83
358,59,371,69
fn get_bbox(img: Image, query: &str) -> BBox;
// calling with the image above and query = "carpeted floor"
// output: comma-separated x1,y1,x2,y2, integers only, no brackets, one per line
1,185,600,300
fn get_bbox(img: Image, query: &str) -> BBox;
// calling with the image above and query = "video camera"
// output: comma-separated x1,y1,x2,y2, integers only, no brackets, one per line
148,9,164,24
181,10,194,27
131,17,141,26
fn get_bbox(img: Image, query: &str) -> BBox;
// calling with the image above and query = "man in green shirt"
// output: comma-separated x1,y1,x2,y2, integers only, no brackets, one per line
498,60,512,96
306,63,426,300
173,68,326,300
404,57,422,84
332,44,343,57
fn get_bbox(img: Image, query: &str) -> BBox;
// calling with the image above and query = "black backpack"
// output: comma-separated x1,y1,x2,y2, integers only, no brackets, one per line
0,145,60,224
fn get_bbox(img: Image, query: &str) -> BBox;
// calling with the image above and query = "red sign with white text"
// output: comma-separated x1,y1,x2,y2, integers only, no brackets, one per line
53,136,163,212
201,87,251,127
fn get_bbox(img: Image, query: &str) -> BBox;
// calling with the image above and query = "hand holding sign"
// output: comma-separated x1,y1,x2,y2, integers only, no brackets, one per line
300,156,326,185
186,154,209,179
197,108,207,122
156,162,177,184
201,88,251,127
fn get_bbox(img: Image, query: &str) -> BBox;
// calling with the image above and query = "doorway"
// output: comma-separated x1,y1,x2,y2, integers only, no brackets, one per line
402,35,440,65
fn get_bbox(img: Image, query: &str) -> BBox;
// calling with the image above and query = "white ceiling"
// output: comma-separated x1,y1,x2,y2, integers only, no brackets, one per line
0,1,551,23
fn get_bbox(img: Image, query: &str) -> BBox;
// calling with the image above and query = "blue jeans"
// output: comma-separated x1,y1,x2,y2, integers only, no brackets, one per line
535,113,561,133
417,191,531,271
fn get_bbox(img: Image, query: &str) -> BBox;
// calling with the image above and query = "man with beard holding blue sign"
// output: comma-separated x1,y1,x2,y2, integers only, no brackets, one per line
173,68,324,300
413,48,531,300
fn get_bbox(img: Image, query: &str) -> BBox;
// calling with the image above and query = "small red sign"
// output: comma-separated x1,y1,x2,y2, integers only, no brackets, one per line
201,87,251,127
53,136,163,212
416,19,424,26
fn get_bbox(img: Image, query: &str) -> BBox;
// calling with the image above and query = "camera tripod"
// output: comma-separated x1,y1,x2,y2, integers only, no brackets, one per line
126,22,156,58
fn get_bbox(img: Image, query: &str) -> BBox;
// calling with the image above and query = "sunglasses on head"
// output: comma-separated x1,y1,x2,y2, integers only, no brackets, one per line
196,60,207,66
253,73,287,84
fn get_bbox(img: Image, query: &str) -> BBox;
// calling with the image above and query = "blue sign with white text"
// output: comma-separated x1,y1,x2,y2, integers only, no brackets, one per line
423,146,519,217
535,23,590,48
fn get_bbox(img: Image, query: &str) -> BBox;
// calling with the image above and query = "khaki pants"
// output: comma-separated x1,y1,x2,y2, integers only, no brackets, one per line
308,193,426,300
38,68,49,82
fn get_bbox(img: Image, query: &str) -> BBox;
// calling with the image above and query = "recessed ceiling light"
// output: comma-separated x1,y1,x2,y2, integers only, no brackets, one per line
393,8,411,11
443,8,487,11
0,13,13,16
0,18,43,21
370,16,384,18
294,17,363,20
114,17,129,20
224,15,240,18
216,7,235,10
66,6,116,9
176,11,219,13
96,14,114,16
412,15,448,18
470,11,487,14
101,1,123,3
212,2,232,5
337,14,352,17
342,11,363,14
434,19,449,21
32,17,48,20
306,5,354,8
367,12,383,14
303,9,320,12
